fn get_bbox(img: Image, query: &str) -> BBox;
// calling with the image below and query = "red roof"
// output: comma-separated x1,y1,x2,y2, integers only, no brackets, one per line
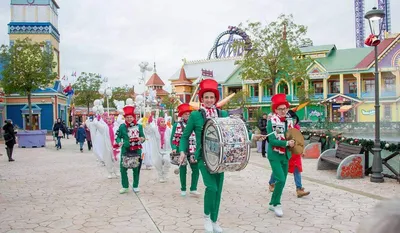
146,73,165,86
172,67,192,85
143,88,169,96
355,37,397,69
155,89,169,96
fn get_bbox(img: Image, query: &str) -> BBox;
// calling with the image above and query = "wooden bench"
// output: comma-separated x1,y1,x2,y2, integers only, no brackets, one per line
303,135,322,159
317,143,364,179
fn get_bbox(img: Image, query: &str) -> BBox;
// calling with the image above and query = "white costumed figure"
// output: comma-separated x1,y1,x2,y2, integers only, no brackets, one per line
137,116,153,170
92,111,123,179
85,100,105,164
143,115,172,182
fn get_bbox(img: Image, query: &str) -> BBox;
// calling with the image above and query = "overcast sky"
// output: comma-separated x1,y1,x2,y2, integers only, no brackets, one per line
0,0,399,92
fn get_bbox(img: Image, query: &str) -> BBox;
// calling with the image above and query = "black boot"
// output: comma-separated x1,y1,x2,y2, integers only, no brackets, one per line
6,148,14,162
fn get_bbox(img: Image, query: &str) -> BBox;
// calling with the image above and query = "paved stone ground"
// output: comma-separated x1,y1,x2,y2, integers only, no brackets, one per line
0,137,399,233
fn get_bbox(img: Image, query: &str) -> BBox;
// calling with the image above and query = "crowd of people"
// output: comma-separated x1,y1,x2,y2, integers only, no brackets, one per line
3,80,398,232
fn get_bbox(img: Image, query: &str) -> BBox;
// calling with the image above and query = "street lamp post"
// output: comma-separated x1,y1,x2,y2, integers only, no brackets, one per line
139,62,153,117
99,87,113,115
364,7,385,183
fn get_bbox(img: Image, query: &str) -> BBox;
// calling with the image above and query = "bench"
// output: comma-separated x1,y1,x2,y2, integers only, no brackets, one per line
303,135,321,159
317,143,364,179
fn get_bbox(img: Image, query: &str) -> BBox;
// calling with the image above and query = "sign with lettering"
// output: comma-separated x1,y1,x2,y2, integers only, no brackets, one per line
361,109,375,115
309,110,323,117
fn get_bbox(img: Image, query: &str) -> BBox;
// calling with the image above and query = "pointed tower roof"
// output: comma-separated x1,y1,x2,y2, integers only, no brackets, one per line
146,63,165,86
172,67,192,85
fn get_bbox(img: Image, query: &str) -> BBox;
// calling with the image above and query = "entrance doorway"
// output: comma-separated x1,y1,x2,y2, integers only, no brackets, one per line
24,114,39,130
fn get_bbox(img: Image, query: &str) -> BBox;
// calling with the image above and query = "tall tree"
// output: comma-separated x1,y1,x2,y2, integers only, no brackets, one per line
235,14,314,101
72,72,102,113
111,85,132,107
160,95,180,119
221,90,248,110
0,38,57,129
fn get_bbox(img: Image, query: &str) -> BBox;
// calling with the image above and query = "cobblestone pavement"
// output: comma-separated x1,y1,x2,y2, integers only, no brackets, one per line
0,138,398,233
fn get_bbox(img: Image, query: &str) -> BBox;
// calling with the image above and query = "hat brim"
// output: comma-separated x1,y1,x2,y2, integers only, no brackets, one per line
198,89,220,103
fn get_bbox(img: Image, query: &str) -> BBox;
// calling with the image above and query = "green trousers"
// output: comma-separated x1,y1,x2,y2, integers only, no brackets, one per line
180,162,200,191
120,158,142,189
268,158,288,206
199,159,224,222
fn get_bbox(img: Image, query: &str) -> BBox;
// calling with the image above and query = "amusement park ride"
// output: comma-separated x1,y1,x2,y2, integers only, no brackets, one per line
355,0,391,48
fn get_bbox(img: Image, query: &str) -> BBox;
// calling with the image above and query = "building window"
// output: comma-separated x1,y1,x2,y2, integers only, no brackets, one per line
348,81,357,94
313,82,323,94
264,86,273,96
364,80,375,92
329,81,340,93
384,105,391,120
383,77,395,91
248,108,258,121
253,85,259,97
228,87,241,93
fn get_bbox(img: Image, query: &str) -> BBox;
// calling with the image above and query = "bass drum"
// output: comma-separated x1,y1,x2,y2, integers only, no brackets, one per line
202,117,250,173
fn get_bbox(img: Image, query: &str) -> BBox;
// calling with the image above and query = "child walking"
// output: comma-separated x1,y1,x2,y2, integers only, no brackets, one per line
76,124,86,152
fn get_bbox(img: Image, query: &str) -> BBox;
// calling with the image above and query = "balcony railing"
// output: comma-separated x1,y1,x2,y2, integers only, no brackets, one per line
312,93,324,100
381,91,396,97
247,96,259,103
261,96,271,102
361,92,374,98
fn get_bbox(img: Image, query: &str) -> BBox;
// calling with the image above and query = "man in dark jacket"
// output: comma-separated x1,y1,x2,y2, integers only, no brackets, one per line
258,113,268,157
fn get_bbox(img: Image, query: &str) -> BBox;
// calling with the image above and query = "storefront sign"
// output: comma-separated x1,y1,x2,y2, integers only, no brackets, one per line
361,109,375,115
309,110,323,117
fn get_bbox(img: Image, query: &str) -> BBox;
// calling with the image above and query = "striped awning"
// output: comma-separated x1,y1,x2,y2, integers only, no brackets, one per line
338,105,353,113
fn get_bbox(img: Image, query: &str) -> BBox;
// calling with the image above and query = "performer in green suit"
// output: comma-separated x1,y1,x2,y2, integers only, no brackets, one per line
267,93,295,217
115,105,145,194
179,79,227,233
171,103,200,197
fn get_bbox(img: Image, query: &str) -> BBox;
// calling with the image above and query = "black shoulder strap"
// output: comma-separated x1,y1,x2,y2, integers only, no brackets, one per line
179,121,185,131
199,109,207,122
216,108,221,117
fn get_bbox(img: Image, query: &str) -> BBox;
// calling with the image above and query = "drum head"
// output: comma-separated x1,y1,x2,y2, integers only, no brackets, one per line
202,119,222,173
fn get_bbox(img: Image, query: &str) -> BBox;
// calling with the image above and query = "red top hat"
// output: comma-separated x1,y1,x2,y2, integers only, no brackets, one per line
271,93,289,113
198,79,220,103
123,105,135,117
177,103,194,117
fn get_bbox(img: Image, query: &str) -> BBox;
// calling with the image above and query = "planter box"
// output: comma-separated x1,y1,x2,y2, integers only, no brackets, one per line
17,130,47,148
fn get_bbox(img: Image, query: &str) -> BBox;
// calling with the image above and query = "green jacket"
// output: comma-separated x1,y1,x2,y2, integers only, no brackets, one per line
115,123,145,157
266,120,291,161
179,110,228,160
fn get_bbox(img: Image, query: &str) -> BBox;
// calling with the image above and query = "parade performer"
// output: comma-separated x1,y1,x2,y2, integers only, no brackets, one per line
268,109,310,198
137,115,153,170
144,115,172,182
171,103,200,197
178,79,228,233
93,112,122,179
115,105,145,193
267,93,295,217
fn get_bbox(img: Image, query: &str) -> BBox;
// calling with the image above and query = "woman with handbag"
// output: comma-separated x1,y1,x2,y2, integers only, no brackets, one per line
3,119,16,162
52,118,65,150
115,105,145,194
